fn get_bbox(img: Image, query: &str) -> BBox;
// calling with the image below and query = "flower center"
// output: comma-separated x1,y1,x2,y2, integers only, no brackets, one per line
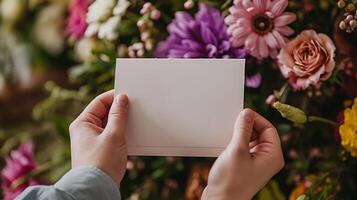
252,15,274,35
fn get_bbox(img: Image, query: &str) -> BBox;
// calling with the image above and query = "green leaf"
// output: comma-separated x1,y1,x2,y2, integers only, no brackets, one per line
257,180,286,200
152,169,165,179
53,117,70,143
297,194,308,200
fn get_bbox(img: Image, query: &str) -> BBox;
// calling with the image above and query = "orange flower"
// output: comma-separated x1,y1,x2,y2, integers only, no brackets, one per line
289,183,307,200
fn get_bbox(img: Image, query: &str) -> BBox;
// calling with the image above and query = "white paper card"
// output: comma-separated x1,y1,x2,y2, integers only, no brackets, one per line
115,59,245,157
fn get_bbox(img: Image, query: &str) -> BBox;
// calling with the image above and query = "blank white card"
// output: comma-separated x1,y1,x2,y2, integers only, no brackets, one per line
115,59,245,157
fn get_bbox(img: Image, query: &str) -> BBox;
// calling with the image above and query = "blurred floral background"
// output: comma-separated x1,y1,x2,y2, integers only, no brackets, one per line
0,0,356,199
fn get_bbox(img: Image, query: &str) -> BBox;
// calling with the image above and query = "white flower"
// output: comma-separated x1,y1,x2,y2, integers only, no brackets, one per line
87,0,116,23
0,30,31,91
85,0,130,41
85,23,100,38
75,38,97,62
98,16,121,41
32,4,65,55
113,0,130,16
0,0,25,25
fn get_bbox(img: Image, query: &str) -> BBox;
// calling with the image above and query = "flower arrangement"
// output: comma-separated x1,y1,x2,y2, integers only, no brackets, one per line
0,0,357,199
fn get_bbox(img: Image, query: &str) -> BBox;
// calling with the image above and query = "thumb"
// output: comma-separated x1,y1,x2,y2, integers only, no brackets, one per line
230,109,255,152
104,94,129,137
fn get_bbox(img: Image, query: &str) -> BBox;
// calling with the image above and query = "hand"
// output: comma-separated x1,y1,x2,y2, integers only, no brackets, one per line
69,90,129,186
201,109,284,200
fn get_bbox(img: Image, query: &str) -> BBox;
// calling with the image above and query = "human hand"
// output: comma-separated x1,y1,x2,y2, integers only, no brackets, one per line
201,109,284,200
69,90,129,186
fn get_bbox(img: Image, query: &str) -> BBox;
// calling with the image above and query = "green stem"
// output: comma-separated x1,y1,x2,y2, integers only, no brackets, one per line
308,116,338,126
277,82,290,103
221,0,232,10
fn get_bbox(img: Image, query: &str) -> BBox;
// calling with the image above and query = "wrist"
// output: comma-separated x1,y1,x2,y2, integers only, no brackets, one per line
201,185,252,200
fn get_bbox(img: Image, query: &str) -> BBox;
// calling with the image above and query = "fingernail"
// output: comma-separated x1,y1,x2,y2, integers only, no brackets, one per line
115,94,128,106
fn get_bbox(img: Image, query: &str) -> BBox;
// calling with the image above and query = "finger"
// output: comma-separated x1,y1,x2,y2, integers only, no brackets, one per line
103,93,129,137
251,129,259,141
253,114,280,145
249,140,259,149
230,108,255,151
251,113,283,166
76,90,114,127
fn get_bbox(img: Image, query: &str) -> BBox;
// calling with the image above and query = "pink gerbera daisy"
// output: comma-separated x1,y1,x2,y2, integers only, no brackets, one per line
225,0,296,59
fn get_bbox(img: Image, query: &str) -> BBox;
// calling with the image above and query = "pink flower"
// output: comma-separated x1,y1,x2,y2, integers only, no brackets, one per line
278,30,336,90
1,142,39,200
66,0,93,40
225,0,296,59
245,72,262,88
265,94,277,105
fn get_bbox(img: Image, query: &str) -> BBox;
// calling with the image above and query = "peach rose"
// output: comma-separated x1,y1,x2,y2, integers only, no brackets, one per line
278,30,336,89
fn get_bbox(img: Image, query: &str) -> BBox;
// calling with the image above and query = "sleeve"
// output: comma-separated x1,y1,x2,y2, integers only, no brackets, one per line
16,166,121,200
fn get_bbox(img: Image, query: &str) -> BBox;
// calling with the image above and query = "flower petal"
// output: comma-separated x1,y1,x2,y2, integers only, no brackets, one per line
296,65,326,89
245,33,259,49
264,33,279,48
232,27,249,38
225,15,236,25
274,12,296,27
253,0,266,12
258,36,269,58
269,48,278,58
272,30,286,47
85,23,100,37
277,50,294,77
246,72,262,88
276,26,294,36
241,0,254,9
270,0,288,17
231,36,246,47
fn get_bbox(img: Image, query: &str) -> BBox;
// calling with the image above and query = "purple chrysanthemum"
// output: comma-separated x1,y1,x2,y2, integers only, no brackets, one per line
1,142,39,200
156,3,245,58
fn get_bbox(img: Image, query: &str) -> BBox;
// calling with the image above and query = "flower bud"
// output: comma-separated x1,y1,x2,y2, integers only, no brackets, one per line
273,102,308,123
350,19,357,29
184,0,194,9
137,49,145,57
137,19,147,31
0,0,25,25
140,2,153,15
346,15,354,21
145,39,154,51
347,3,356,12
337,0,346,8
150,9,161,20
265,94,277,105
339,21,347,30
140,31,150,41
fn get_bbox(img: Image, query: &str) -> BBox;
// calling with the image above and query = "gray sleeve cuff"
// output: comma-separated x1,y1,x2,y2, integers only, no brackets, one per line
54,166,121,200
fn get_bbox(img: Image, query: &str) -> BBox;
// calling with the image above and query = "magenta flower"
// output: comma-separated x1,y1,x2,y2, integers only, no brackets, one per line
225,0,296,59
66,0,93,40
1,142,39,200
246,72,262,88
155,3,245,58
